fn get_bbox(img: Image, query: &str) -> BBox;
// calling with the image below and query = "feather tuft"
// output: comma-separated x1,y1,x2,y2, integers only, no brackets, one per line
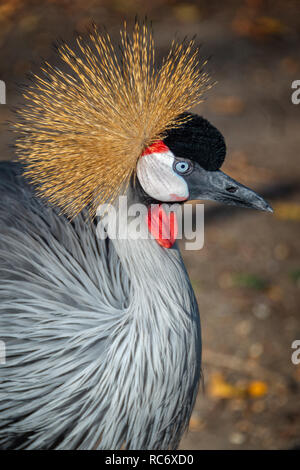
14,22,212,218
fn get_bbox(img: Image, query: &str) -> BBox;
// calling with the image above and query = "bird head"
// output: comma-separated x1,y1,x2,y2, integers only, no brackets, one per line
14,22,272,223
137,112,272,212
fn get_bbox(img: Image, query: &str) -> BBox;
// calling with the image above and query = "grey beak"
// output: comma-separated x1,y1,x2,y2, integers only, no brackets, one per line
188,167,273,213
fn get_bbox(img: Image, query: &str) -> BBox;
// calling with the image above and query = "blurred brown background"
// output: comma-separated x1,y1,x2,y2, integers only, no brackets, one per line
0,0,299,450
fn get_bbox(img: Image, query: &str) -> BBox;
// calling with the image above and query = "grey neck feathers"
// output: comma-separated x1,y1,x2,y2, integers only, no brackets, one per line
100,187,197,324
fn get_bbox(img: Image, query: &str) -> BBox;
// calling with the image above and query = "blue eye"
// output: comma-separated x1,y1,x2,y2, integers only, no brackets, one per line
174,161,191,174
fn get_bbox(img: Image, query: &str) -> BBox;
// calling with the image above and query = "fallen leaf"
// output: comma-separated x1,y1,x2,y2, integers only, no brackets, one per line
248,381,268,397
208,373,245,399
209,373,268,400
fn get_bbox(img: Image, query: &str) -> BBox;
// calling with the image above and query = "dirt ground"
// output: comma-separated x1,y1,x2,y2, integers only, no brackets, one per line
0,0,299,450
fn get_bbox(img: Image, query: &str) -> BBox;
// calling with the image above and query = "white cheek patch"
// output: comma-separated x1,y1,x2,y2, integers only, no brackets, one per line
136,143,189,202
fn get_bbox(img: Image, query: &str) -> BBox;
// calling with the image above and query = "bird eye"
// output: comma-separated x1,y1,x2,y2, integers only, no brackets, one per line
174,161,191,174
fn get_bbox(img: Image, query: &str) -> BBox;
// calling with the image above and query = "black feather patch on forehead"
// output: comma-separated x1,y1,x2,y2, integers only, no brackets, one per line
164,113,226,171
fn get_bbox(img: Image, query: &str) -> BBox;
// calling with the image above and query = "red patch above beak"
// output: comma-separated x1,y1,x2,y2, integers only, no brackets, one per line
147,204,178,249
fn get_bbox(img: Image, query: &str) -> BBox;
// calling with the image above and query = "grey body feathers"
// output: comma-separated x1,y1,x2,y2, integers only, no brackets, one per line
0,162,201,449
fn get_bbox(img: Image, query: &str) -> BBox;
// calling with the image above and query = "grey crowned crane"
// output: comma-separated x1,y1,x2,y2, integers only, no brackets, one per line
0,23,272,449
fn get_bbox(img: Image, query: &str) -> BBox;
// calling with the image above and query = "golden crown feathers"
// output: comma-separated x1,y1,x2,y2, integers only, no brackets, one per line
14,22,212,218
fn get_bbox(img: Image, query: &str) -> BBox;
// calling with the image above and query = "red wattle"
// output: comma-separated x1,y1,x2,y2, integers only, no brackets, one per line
147,204,178,249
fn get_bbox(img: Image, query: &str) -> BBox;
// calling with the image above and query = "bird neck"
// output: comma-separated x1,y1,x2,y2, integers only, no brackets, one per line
99,189,197,318
114,236,187,293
